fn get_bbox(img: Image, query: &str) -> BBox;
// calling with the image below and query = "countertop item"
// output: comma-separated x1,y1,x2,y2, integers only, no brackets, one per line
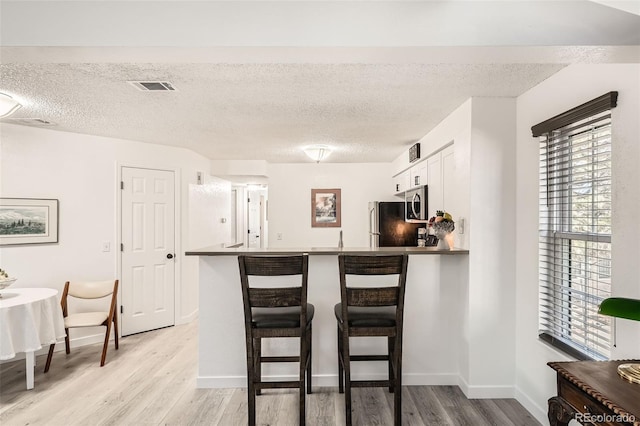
186,246,469,256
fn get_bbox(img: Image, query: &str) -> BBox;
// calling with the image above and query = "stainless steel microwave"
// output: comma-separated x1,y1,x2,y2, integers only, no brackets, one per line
405,185,428,222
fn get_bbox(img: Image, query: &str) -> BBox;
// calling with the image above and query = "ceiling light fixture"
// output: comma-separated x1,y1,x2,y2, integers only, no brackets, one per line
0,93,22,118
304,145,332,163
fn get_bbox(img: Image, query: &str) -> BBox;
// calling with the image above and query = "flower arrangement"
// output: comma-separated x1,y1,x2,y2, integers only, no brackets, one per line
429,210,455,235
0,268,16,291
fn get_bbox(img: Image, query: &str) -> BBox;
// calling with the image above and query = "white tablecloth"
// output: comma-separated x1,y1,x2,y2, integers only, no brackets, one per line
0,288,66,361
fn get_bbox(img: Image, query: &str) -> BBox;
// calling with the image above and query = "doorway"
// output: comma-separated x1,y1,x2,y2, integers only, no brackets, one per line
120,166,176,336
246,186,268,248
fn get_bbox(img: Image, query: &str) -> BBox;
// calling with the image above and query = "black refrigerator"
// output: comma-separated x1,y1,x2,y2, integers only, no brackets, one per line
368,201,423,247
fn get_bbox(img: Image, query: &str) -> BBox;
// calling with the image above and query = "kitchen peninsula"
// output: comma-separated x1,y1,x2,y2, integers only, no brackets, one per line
186,246,469,389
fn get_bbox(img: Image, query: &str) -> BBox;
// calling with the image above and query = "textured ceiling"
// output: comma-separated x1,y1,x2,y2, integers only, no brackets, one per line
0,62,565,163
1,0,638,163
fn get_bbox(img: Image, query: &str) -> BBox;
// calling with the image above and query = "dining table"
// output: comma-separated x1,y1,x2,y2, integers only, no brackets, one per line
0,287,66,390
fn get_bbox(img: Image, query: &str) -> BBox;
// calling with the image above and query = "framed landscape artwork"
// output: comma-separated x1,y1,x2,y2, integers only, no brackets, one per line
0,198,59,245
311,188,341,228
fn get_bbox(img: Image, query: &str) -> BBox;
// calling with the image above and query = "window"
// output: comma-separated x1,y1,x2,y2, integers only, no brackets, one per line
532,92,618,360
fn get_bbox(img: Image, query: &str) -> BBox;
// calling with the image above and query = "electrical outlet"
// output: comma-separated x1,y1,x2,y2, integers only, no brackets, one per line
277,233,283,240
102,242,111,252
459,218,465,234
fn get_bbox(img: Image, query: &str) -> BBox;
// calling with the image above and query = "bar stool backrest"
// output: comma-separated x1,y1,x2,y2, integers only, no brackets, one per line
339,254,408,309
238,254,309,317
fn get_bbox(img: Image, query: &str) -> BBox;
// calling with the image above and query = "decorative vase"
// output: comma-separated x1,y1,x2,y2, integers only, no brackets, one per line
434,231,452,250
432,220,455,250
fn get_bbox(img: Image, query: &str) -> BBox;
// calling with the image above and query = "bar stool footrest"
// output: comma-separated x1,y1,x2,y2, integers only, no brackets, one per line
350,380,392,388
261,356,300,363
350,355,389,361
256,380,301,390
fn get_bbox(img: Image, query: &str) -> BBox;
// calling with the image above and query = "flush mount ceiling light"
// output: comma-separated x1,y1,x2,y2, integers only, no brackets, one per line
0,93,22,118
304,145,332,163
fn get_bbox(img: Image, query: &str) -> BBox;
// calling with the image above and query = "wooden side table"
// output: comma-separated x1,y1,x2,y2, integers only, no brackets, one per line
548,360,640,426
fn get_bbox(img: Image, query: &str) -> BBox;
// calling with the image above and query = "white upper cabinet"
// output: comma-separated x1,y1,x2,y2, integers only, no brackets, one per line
409,162,427,188
427,153,443,218
424,144,454,217
441,145,455,212
393,170,411,194
392,143,454,216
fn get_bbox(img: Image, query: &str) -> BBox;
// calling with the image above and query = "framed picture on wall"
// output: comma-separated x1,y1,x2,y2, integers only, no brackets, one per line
311,188,341,227
0,198,59,245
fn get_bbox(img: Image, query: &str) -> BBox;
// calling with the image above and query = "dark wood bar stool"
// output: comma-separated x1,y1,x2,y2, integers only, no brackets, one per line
335,253,409,426
238,254,314,426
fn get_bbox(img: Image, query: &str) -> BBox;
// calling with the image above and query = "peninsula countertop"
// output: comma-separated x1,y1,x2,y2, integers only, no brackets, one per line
185,246,470,256
193,244,469,389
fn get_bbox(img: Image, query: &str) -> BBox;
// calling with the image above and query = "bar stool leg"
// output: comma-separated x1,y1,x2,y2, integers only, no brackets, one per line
306,324,313,394
299,332,307,426
254,338,261,396
245,335,256,426
337,324,344,393
393,335,402,426
343,332,352,426
388,336,395,393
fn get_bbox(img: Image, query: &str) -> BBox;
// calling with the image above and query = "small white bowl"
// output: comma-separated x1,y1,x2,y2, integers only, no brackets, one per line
0,278,17,290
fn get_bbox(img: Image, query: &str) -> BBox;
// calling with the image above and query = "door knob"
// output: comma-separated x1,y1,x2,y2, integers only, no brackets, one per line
167,253,174,259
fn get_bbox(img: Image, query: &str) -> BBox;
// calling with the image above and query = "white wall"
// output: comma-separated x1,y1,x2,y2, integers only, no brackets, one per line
465,97,517,396
266,163,395,248
390,97,518,398
514,64,640,423
0,124,227,346
186,175,232,319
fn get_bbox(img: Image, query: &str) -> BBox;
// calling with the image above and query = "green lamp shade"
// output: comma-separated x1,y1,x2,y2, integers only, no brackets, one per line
598,297,640,322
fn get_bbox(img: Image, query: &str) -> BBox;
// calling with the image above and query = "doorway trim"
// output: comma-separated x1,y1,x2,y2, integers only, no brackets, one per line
116,161,182,337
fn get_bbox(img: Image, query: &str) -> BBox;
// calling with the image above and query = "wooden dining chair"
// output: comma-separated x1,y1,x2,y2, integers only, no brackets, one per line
44,279,119,372
238,254,313,426
335,254,409,426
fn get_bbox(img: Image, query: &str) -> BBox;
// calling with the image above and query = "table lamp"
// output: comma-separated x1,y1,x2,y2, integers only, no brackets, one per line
598,297,640,384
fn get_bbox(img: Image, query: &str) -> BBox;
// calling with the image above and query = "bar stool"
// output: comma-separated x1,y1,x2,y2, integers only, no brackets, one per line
334,253,409,426
238,254,314,426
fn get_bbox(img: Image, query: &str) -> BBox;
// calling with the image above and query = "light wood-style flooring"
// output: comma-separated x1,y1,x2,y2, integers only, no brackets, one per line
0,321,540,425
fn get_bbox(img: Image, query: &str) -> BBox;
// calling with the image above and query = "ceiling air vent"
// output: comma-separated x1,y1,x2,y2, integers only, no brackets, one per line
4,118,56,126
128,81,176,91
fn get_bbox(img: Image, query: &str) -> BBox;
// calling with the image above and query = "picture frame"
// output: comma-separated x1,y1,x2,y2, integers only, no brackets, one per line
0,198,59,246
311,188,341,228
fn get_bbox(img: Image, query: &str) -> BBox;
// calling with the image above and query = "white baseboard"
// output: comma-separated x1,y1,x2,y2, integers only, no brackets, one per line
177,309,198,325
457,375,515,399
197,373,459,389
515,386,548,425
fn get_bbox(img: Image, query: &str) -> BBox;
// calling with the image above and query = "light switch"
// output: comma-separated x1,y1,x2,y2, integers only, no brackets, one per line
102,242,111,252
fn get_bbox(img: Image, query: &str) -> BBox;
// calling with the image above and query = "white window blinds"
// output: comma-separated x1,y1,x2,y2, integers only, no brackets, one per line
533,92,617,360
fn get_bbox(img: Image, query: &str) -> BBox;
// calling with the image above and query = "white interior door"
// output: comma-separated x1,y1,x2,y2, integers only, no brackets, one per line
121,167,175,336
247,193,261,248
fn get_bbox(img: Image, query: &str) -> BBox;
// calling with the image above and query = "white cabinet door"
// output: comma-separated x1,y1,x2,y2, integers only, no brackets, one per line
441,145,455,212
121,167,176,336
393,170,411,194
427,154,442,217
410,162,427,188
